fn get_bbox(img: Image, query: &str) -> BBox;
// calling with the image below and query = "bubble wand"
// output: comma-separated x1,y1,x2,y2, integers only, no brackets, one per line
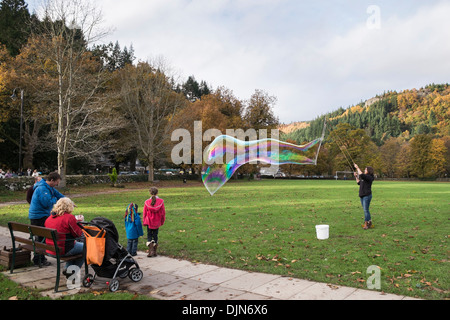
326,124,357,172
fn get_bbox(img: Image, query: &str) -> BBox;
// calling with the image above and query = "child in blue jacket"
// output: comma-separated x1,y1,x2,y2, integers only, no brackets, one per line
124,203,144,256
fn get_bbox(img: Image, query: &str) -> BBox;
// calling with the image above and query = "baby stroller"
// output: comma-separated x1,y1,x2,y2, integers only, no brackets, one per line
81,217,143,292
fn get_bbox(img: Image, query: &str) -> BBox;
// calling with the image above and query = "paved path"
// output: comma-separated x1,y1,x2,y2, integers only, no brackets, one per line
0,226,418,301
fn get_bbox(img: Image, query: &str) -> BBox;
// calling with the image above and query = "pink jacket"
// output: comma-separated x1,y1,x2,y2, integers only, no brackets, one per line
143,197,166,229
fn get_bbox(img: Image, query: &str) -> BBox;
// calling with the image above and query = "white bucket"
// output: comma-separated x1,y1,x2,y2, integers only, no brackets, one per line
315,225,329,240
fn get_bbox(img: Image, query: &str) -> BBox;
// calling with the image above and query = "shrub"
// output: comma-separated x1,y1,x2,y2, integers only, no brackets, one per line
108,168,118,186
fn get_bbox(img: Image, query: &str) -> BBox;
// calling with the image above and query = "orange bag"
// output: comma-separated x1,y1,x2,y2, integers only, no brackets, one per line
82,226,106,266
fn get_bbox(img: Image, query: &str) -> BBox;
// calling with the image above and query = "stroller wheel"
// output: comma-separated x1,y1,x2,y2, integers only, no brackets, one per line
109,278,120,292
128,268,143,282
83,274,94,288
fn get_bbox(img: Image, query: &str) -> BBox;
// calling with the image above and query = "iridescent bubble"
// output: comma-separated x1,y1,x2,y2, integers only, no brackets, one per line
202,135,322,195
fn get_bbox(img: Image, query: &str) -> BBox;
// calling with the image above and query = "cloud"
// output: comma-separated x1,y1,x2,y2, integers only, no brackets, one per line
274,1,450,122
88,1,450,123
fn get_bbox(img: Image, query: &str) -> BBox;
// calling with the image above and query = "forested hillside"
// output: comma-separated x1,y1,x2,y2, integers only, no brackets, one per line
281,84,450,178
282,84,449,145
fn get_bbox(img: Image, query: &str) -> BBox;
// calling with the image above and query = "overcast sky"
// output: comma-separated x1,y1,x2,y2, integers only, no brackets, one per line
28,0,450,123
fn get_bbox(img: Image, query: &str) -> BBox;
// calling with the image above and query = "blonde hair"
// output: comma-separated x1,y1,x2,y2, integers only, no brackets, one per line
52,197,74,216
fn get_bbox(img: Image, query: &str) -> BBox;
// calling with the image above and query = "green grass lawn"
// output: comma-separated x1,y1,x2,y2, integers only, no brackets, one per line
0,179,448,299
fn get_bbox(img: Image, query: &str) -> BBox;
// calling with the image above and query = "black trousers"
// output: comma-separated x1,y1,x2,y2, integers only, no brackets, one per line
147,227,159,244
29,216,48,264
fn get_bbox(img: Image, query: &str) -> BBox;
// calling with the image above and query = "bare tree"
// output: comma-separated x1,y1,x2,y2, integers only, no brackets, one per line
117,60,187,181
30,0,113,185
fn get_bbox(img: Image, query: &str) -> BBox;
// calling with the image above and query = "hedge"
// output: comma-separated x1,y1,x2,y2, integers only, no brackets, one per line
0,173,200,192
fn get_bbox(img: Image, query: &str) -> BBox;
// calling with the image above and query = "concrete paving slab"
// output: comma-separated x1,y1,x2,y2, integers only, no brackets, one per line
344,288,404,300
183,285,247,300
5,266,54,284
142,271,184,288
144,256,193,273
121,270,183,295
191,267,247,285
171,263,219,279
251,277,317,299
152,278,211,300
289,282,357,300
230,292,274,300
22,278,55,291
220,272,281,291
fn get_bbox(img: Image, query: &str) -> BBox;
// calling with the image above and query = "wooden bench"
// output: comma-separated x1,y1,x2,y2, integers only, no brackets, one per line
7,221,87,292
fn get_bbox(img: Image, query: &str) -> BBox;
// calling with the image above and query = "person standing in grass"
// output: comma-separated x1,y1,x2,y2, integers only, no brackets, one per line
143,187,166,257
354,163,375,230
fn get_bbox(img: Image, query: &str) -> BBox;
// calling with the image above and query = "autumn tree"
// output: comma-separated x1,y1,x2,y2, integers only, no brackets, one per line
0,38,56,170
117,60,187,181
170,86,246,176
394,141,412,178
429,137,447,177
326,123,380,173
443,136,450,176
244,89,279,132
379,137,402,177
29,0,113,186
410,134,432,178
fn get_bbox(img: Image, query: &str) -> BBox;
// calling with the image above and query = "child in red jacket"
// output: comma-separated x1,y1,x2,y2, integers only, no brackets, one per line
143,187,165,257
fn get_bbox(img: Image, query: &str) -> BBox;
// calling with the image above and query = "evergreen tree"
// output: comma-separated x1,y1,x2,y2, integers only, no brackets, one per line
182,76,211,102
199,80,211,96
183,76,200,102
92,41,135,72
0,0,31,56
120,44,135,67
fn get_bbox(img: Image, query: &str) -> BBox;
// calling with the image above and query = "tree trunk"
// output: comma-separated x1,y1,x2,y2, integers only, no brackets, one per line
129,149,137,171
58,153,67,188
22,120,42,170
148,156,154,182
22,144,34,171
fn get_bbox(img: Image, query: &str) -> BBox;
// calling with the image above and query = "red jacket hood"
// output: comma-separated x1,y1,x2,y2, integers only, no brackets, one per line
144,197,164,212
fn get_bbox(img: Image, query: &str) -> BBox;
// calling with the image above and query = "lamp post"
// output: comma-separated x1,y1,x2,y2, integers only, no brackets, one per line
11,88,24,174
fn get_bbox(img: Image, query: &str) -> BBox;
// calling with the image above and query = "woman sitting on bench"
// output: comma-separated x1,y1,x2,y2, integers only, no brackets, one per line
45,198,84,278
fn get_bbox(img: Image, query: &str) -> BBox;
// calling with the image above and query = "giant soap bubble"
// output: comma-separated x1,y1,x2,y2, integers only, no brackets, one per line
201,135,323,195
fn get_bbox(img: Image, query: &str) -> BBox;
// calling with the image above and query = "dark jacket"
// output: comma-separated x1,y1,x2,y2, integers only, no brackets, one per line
357,174,374,197
26,185,34,204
